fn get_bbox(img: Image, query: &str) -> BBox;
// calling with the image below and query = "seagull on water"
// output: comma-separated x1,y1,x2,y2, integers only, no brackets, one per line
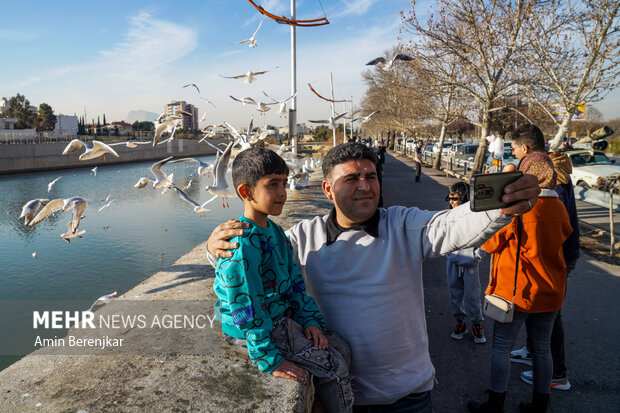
220,68,278,84
171,186,212,216
20,199,49,226
88,291,117,312
135,156,175,189
47,177,61,193
62,139,119,161
233,20,262,48
204,141,235,208
366,53,414,70
30,196,88,234
60,220,86,243
91,167,98,176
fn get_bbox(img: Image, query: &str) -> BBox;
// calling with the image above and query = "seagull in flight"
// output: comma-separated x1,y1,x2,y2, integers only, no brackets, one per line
98,198,115,212
47,176,61,193
60,220,86,243
91,167,98,176
108,141,151,148
88,291,117,311
262,91,298,117
353,110,381,123
220,68,278,84
30,196,88,234
233,20,262,48
19,199,48,226
199,96,217,108
135,156,175,189
62,139,120,161
171,186,212,216
168,157,214,177
183,83,200,94
366,53,414,70
204,141,235,208
152,110,190,146
308,112,348,129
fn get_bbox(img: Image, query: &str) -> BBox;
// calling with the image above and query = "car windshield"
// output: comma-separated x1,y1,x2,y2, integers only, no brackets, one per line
570,152,612,166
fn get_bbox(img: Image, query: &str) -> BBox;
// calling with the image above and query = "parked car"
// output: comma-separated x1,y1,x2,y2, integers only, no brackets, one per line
450,144,479,167
446,143,466,161
432,142,453,155
565,149,620,190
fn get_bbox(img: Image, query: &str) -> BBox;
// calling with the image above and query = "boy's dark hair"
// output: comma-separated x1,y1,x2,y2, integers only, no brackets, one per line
322,143,378,180
512,124,545,152
446,181,470,204
232,147,289,197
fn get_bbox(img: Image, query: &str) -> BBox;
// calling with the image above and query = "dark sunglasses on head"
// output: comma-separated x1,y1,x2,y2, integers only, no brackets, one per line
448,195,460,201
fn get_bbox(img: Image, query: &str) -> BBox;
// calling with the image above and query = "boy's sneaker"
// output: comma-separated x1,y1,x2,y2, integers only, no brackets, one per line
451,320,467,340
472,323,487,344
510,346,532,366
520,370,571,391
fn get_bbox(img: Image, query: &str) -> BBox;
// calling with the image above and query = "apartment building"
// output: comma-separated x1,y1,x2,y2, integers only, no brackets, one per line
164,101,198,130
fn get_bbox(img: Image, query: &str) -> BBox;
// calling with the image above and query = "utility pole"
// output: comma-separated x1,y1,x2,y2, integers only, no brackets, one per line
330,72,336,147
289,0,298,154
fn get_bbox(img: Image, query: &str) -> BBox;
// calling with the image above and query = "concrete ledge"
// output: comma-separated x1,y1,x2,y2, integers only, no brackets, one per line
0,171,331,412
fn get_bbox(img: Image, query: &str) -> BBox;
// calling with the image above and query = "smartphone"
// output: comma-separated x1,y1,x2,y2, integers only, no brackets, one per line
469,171,523,212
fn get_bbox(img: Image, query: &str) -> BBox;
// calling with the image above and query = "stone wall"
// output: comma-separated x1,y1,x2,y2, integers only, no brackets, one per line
0,139,225,175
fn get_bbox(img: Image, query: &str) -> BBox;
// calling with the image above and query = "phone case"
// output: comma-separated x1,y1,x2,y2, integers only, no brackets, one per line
469,171,523,212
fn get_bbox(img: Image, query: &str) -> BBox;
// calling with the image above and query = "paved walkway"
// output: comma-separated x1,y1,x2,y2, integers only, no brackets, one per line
383,152,620,413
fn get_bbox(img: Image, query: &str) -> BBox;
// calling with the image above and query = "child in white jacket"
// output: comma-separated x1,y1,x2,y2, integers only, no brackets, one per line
446,182,487,343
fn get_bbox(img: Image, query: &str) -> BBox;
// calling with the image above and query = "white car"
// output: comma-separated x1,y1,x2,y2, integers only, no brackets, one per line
565,149,620,190
432,142,453,155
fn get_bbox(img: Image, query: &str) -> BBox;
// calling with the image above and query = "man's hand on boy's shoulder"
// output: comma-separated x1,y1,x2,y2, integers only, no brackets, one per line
271,359,307,382
305,325,328,350
207,219,249,258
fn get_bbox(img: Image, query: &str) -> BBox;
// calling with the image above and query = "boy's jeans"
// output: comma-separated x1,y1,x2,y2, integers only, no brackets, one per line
226,316,353,413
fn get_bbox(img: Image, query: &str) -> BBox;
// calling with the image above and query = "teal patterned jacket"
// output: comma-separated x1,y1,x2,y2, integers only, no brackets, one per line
214,216,324,373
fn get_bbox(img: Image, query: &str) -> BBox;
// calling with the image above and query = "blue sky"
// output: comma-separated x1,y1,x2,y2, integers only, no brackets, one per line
2,0,618,129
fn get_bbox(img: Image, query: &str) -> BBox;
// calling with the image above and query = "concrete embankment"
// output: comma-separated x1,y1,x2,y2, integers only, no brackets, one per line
0,139,224,175
0,169,331,412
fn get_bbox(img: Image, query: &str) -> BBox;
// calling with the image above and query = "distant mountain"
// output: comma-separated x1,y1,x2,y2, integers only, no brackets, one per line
126,110,159,123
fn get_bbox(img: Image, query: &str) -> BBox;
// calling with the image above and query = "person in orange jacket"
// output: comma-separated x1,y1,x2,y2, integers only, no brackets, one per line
468,125,573,413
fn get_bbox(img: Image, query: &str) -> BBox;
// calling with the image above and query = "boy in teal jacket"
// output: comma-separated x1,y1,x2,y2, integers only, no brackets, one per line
214,147,352,413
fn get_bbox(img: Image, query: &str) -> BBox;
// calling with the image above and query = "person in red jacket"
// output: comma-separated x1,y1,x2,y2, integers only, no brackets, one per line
468,125,573,413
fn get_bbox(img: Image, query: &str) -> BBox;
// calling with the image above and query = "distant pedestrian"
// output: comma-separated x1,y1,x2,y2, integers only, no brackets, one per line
445,182,487,344
414,140,423,182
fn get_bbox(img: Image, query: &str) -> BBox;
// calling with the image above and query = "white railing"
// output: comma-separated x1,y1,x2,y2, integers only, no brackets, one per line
0,129,37,141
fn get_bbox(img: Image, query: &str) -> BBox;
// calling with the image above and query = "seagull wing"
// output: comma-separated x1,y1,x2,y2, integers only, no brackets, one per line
233,38,251,45
92,140,120,157
62,139,86,155
151,156,174,181
221,74,247,80
213,142,234,188
199,139,225,154
29,199,64,227
199,96,216,108
88,291,117,311
229,95,257,106
183,83,201,94
135,177,151,188
173,187,201,209
201,194,220,207
70,199,88,232
252,20,263,38
224,122,243,141
366,57,387,66
308,119,329,124
394,53,414,62
333,112,348,122
168,157,199,165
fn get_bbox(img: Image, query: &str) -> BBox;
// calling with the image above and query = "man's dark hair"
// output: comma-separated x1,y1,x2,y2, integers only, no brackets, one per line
232,147,289,196
322,143,378,180
512,124,545,152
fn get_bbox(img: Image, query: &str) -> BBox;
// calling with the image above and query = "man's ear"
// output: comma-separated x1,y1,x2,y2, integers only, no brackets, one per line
322,180,334,200
237,184,253,201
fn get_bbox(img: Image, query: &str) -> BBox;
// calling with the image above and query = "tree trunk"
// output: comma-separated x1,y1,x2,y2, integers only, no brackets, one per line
472,110,490,174
433,122,448,169
548,114,572,151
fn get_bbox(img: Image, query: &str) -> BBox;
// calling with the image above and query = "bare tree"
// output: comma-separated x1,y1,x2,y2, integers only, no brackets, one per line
401,0,534,173
519,0,619,150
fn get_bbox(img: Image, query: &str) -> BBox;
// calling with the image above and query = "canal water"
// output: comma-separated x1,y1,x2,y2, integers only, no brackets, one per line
0,156,243,370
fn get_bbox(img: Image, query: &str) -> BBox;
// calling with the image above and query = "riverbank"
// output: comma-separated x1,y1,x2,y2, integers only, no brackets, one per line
0,165,329,412
0,138,224,175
